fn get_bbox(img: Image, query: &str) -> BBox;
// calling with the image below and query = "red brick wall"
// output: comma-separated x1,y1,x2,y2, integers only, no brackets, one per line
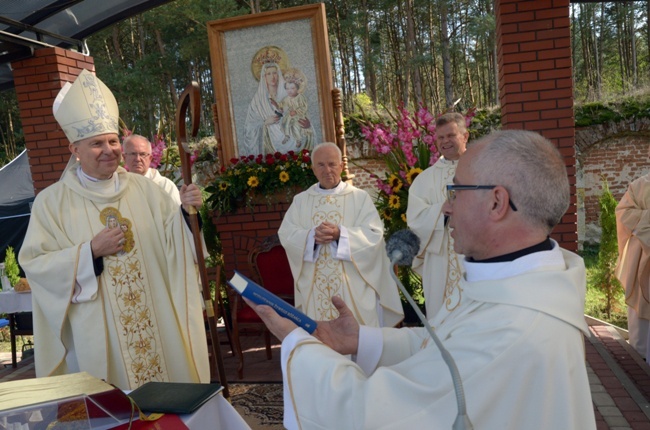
496,0,576,250
11,47,94,194
577,127,650,243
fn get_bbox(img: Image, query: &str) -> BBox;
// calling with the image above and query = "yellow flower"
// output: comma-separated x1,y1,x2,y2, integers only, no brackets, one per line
218,182,229,191
401,213,407,223
406,167,423,184
388,195,401,209
247,176,260,188
279,171,290,183
388,174,403,192
382,208,392,220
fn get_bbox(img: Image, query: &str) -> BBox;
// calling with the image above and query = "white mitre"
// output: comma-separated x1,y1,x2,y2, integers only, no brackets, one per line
52,69,119,144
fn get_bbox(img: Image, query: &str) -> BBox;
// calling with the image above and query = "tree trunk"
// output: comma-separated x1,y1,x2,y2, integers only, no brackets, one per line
440,0,454,109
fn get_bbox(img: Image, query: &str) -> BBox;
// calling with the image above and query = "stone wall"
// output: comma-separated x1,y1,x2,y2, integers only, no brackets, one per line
576,118,650,245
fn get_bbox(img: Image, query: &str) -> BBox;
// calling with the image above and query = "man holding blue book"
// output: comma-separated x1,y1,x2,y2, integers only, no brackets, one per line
249,131,595,429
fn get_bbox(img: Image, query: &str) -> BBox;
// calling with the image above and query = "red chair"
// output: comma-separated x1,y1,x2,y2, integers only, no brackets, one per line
229,235,294,379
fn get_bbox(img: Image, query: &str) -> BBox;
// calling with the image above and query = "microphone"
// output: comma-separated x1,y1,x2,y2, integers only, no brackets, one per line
386,230,473,430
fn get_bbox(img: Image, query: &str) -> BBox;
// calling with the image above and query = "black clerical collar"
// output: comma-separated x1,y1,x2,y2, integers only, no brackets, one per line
469,237,553,263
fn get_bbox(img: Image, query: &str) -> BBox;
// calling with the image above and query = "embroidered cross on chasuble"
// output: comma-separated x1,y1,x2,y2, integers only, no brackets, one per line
99,206,168,387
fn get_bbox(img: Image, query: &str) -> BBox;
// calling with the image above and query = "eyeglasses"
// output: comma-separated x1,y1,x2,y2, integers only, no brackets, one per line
124,152,151,159
446,184,518,211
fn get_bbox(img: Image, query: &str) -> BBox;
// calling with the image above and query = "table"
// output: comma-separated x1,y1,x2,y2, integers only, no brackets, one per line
0,291,33,368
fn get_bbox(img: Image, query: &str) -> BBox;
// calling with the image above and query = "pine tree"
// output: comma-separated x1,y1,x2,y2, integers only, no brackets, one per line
4,246,21,287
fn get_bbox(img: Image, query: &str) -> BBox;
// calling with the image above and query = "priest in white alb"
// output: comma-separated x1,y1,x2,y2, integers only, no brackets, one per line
122,133,181,204
279,142,403,328
407,112,468,319
19,69,210,390
249,130,596,430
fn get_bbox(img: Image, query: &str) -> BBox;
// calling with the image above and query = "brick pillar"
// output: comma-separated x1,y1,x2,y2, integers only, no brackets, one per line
11,47,95,194
496,0,576,251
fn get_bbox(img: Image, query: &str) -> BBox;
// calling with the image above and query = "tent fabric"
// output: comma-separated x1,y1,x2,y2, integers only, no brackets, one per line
0,150,35,262
0,150,35,206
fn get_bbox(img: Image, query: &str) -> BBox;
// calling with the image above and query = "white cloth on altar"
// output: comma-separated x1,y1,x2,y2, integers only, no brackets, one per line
19,164,209,390
279,182,403,328
407,157,464,318
280,244,595,430
144,168,181,205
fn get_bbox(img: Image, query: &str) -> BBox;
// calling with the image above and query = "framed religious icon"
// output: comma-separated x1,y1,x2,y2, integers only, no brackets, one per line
207,3,335,166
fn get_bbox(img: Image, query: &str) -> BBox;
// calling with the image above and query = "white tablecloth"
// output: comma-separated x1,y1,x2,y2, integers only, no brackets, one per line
0,291,32,314
180,393,251,429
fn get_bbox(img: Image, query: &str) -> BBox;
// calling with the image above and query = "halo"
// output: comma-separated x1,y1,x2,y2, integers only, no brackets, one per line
283,68,307,94
251,46,290,81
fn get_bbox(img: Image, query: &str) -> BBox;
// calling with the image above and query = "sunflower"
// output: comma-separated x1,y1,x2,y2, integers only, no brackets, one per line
401,213,407,223
247,176,260,188
388,194,401,209
218,182,229,191
279,171,290,183
388,174,403,192
406,167,423,184
382,207,392,220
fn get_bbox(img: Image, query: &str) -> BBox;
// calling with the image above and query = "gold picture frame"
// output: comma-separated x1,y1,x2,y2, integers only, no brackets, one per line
207,4,334,166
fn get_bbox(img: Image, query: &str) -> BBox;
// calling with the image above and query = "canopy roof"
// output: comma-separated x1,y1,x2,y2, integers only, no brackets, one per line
0,0,175,91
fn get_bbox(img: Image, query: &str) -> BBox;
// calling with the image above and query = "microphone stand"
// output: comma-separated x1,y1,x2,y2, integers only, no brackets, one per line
390,252,473,430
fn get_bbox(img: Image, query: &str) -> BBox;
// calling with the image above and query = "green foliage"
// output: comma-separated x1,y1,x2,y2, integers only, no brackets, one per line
590,180,625,320
467,107,501,141
3,246,21,287
582,243,627,328
574,97,650,127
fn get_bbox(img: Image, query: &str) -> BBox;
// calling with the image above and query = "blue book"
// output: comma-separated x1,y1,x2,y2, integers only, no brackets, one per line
227,270,317,334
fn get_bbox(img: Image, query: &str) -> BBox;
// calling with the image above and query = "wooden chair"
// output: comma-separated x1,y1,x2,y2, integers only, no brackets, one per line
229,235,294,379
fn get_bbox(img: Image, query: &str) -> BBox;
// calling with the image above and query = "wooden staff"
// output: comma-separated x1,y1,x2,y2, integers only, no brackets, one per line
175,82,229,399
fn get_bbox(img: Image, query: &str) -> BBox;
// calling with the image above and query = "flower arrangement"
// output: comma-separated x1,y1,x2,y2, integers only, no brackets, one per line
361,106,475,308
206,150,316,213
362,106,475,237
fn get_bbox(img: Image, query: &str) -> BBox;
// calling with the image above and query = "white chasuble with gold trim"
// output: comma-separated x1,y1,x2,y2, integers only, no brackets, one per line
407,158,464,319
279,183,403,328
20,165,209,390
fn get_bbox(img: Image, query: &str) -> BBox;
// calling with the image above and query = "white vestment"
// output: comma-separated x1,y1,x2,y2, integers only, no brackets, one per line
407,158,463,318
19,164,210,390
279,182,403,328
616,173,650,359
144,168,181,204
280,245,595,430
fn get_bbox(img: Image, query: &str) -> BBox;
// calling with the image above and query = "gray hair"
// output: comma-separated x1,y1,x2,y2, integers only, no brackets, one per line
471,130,569,232
122,134,152,151
436,112,468,134
311,142,342,161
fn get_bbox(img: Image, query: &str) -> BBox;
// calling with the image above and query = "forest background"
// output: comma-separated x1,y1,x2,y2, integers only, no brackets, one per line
1,0,649,163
